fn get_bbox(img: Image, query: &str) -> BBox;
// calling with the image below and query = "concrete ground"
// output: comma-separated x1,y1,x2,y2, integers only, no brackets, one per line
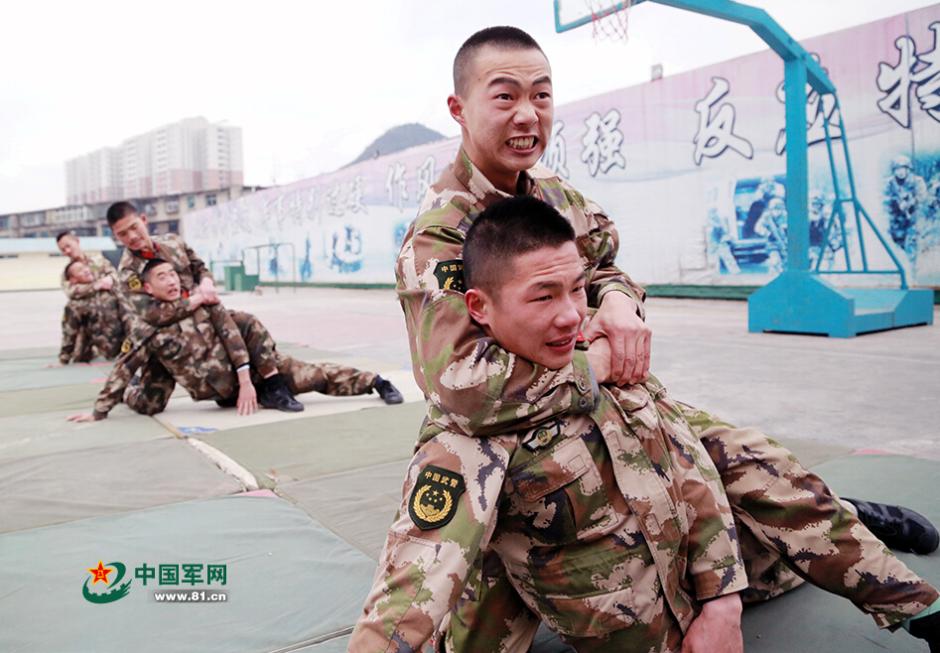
8,287,937,458
1,287,938,653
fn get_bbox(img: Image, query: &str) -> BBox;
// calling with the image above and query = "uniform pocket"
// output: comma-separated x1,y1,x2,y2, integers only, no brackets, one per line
512,436,590,502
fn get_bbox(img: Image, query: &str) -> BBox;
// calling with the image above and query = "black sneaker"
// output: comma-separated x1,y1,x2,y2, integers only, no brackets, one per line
373,375,403,405
909,610,940,652
258,375,304,413
843,497,940,555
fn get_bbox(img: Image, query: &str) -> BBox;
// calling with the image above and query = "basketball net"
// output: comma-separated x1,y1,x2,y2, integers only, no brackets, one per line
585,0,633,42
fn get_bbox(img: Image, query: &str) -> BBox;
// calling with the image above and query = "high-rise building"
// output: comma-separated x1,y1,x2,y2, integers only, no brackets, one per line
65,117,243,205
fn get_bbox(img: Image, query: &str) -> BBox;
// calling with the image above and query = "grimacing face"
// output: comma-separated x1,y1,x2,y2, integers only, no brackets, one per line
57,235,82,260
448,44,553,194
143,263,182,301
465,241,586,370
68,262,94,285
111,213,152,252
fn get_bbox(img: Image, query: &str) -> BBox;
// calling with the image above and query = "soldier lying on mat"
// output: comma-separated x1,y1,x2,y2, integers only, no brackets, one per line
55,231,128,365
67,259,403,422
351,196,750,653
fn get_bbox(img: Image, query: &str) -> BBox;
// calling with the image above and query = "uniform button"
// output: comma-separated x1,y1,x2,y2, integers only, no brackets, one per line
577,397,591,411
576,377,588,393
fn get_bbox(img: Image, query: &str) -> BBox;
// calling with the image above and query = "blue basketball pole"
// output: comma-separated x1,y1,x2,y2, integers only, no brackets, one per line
555,0,934,336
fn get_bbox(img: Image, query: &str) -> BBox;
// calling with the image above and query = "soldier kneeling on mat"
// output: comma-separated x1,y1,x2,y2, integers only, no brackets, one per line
67,259,403,422
351,196,940,653
55,231,128,365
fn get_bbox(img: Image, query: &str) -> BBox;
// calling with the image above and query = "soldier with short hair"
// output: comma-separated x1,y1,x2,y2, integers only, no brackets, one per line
391,25,939,651
352,196,749,653
68,259,402,422
55,231,127,364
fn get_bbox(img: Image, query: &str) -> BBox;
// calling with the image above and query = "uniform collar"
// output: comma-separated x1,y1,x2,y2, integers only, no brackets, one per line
453,148,537,206
132,242,160,260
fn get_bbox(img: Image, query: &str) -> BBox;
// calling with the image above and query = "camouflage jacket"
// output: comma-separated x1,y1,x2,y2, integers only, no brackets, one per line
92,304,250,417
61,253,117,301
117,233,214,326
351,378,746,651
397,149,647,439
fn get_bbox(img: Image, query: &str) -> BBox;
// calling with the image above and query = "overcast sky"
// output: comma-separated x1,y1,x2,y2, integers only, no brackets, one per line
1,0,936,213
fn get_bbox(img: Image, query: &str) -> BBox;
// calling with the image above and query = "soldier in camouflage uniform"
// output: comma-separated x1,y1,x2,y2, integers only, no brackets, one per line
68,259,401,421
351,198,749,652
384,26,939,651
55,231,127,364
100,201,401,413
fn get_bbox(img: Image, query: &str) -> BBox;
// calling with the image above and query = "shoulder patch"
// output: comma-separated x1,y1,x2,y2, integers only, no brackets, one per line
127,274,142,291
409,465,466,530
433,259,465,293
120,338,132,354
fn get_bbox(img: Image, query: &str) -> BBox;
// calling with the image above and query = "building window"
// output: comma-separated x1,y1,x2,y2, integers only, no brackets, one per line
206,194,217,206
187,195,196,209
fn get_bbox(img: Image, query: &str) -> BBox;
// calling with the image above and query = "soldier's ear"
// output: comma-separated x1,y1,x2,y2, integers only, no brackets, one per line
465,288,491,327
447,94,466,127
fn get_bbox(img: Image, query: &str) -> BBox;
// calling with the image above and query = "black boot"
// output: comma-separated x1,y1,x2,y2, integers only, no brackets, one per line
843,497,940,555
258,374,304,412
373,375,403,405
909,610,940,652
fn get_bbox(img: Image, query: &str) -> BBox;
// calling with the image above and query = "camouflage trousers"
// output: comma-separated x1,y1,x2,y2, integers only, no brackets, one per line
684,404,939,628
124,310,377,414
446,405,939,653
58,297,125,364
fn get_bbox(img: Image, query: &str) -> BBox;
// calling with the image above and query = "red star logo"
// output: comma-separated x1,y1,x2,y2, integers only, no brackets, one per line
87,561,113,585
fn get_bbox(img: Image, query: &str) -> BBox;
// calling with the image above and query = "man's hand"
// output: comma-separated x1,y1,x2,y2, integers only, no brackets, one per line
584,337,612,385
236,369,257,416
93,276,114,291
582,291,651,386
67,413,98,423
188,290,208,309
199,277,219,304
681,594,743,653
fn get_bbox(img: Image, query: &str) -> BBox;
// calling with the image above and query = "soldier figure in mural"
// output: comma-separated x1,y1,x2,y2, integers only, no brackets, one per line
884,154,928,258
752,195,788,273
300,235,313,282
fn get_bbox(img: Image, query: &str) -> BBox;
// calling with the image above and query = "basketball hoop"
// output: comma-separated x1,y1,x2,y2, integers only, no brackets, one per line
585,0,633,42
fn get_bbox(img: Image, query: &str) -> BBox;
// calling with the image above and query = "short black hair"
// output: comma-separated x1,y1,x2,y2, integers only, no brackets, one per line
463,196,575,295
141,258,173,283
453,26,544,94
55,230,75,244
64,259,82,280
106,201,139,227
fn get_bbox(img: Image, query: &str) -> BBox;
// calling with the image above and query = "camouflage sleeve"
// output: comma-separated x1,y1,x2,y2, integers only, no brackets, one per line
350,432,514,653
581,196,647,319
130,294,200,327
179,235,213,283
398,225,598,438
654,384,747,601
62,277,95,300
92,340,150,418
205,305,250,369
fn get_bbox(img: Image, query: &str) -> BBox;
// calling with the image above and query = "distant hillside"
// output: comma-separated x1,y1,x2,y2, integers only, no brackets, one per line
345,123,446,167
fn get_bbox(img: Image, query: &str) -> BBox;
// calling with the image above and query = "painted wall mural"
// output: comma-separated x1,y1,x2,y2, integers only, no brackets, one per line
183,6,940,288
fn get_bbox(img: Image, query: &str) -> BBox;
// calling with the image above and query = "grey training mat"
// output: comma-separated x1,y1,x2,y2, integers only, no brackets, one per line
0,437,243,533
0,383,104,418
279,458,411,559
0,494,376,653
0,407,170,462
0,355,116,391
197,401,425,485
